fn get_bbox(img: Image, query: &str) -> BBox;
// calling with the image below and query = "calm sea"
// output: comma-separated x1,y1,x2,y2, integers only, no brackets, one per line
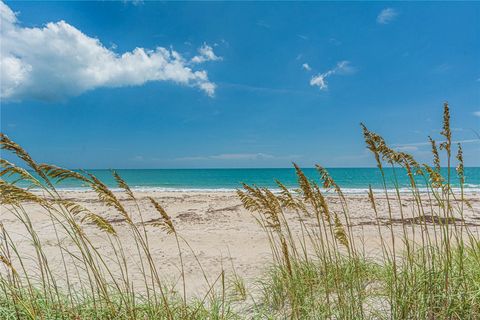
14,167,480,193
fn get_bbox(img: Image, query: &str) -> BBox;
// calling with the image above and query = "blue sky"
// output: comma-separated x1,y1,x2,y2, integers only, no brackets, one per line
1,1,479,168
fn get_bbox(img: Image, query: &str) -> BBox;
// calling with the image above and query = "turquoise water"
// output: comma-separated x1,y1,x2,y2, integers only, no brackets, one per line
13,167,480,193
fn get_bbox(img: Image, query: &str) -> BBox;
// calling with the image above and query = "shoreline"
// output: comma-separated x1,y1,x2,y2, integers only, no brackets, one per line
30,186,480,195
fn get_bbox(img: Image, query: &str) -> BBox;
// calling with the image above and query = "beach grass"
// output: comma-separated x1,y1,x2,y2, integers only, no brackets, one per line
1,103,479,319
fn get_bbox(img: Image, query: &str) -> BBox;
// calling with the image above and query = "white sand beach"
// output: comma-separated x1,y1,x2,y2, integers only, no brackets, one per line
2,190,479,299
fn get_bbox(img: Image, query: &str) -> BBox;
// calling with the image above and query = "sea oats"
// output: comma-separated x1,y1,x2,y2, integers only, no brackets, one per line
0,180,50,207
313,184,330,222
0,133,54,189
149,197,175,234
0,255,17,276
39,163,91,184
0,159,42,187
333,212,348,248
88,173,131,223
456,143,464,185
424,164,443,189
440,102,451,154
429,136,441,172
293,163,315,202
81,212,116,235
112,170,135,201
361,123,382,169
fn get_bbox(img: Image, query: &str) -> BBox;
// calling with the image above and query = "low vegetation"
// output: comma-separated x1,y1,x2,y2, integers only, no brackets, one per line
1,103,478,319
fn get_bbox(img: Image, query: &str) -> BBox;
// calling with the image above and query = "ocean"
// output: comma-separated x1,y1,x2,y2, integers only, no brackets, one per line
13,167,480,193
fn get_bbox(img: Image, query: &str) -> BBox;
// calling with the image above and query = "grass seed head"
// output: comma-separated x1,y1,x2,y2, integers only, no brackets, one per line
149,197,176,234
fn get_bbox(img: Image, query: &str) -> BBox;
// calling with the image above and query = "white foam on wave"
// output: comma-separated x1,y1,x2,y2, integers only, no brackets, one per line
47,186,480,195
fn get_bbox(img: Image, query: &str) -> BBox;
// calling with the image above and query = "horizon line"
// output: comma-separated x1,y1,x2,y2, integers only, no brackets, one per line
22,166,480,171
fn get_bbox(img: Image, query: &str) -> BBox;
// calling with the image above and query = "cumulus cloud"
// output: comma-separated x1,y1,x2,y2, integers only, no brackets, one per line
0,1,219,102
302,63,311,71
377,8,398,24
310,61,354,90
191,43,222,64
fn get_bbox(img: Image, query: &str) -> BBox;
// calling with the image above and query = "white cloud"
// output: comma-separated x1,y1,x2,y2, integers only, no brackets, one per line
395,146,419,152
191,43,222,64
433,63,452,74
394,139,480,148
310,61,354,90
302,63,311,71
473,111,480,117
176,152,303,162
0,1,219,102
256,20,270,29
122,0,144,6
211,153,274,160
377,8,398,24
178,153,275,161
329,38,342,46
132,155,144,161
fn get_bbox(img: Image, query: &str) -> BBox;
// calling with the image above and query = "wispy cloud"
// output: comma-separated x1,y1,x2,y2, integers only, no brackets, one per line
395,145,419,152
329,38,342,46
297,34,308,40
377,8,398,24
432,63,452,74
393,139,480,149
310,61,355,90
177,153,302,161
177,153,274,161
212,153,274,160
302,63,312,71
256,20,271,29
473,111,480,117
122,0,143,6
0,1,219,102
132,155,144,161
